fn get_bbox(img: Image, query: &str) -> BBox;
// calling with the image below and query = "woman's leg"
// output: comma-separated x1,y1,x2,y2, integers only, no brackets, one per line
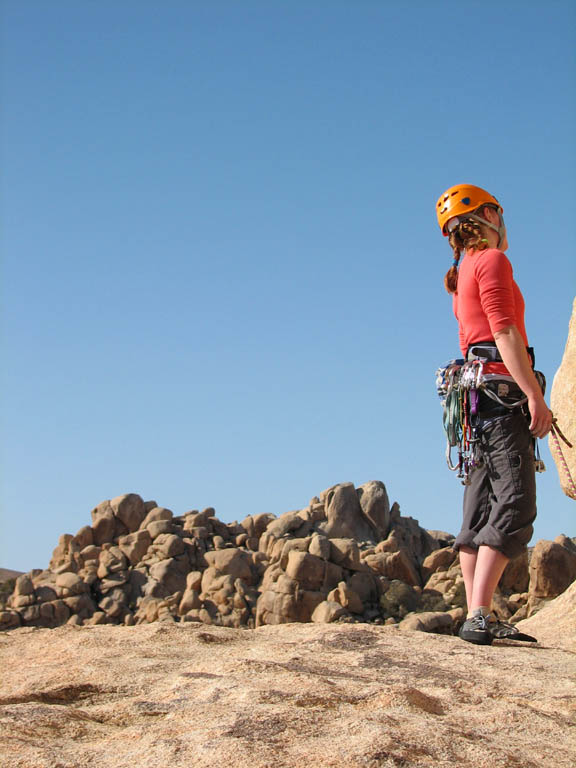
469,545,509,611
458,546,478,610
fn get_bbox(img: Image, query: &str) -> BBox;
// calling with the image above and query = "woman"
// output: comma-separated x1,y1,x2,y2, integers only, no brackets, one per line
436,184,552,645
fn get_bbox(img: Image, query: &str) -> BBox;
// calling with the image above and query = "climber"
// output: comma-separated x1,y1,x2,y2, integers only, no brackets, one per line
436,183,552,645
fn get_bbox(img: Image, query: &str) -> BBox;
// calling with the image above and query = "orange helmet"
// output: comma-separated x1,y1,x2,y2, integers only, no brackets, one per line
436,184,502,235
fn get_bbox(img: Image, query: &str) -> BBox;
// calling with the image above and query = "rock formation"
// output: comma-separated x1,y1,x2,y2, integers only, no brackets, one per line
549,296,576,499
2,481,575,636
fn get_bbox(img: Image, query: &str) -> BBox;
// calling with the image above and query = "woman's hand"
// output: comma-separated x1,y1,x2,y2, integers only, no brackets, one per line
527,393,553,438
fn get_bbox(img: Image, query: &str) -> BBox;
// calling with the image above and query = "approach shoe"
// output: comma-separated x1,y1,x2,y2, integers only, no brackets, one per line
489,618,537,643
458,614,493,646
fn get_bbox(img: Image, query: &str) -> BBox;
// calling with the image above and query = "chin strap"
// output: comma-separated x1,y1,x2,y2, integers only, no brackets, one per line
467,209,506,248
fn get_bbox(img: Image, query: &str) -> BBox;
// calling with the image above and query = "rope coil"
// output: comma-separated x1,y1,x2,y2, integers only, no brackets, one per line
549,418,576,499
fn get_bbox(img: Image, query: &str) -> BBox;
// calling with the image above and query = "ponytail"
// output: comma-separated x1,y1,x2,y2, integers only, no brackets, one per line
444,252,461,293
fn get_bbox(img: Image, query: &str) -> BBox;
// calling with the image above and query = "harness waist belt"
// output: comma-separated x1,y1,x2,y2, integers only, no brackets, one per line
467,341,535,368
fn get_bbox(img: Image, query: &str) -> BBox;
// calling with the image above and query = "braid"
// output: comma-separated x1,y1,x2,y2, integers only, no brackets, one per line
443,210,490,294
444,250,460,293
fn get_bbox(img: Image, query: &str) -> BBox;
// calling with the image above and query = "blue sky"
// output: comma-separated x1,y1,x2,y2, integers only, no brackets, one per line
1,1,575,572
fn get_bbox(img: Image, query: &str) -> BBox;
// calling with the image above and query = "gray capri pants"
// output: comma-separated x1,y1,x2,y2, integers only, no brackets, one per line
453,409,536,560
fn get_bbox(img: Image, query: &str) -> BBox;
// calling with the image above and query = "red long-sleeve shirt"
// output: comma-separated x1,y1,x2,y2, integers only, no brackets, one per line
453,248,528,374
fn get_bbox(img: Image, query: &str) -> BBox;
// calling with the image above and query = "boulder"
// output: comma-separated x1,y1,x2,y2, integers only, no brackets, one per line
265,511,305,538
63,594,96,620
329,539,363,571
0,611,22,630
516,579,576,651
380,580,420,618
356,480,391,540
148,520,174,539
421,547,457,579
311,600,347,623
91,509,116,546
140,506,173,530
49,534,74,570
426,530,455,548
548,297,576,500
97,548,128,579
499,551,530,594
200,567,220,595
78,544,101,568
35,585,58,603
399,611,454,635
14,575,35,596
273,574,299,595
335,581,364,615
285,551,326,591
213,549,253,583
252,513,276,537
364,549,420,587
149,557,189,596
151,534,185,560
347,572,382,604
279,538,310,570
186,571,203,592
99,596,125,618
110,494,147,533
118,530,152,566
308,533,331,560
72,526,93,550
385,510,437,565
11,594,35,608
320,483,375,541
179,588,202,615
555,534,576,554
55,573,87,596
529,539,576,598
99,573,129,591
375,529,403,554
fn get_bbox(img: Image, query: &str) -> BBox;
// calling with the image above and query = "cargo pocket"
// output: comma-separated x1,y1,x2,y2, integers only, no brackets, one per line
507,452,523,494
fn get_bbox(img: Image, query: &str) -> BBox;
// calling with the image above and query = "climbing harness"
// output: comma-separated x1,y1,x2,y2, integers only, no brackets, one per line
549,418,576,499
436,344,551,485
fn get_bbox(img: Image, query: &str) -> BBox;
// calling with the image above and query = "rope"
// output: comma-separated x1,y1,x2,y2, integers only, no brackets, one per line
549,418,576,500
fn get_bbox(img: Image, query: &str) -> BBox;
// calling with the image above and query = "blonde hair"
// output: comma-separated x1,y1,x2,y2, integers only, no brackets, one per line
444,209,490,293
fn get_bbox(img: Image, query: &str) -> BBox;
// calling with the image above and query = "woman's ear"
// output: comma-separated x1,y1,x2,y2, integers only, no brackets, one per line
481,206,500,225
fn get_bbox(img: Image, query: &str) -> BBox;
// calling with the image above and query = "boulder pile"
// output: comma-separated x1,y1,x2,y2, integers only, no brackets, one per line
2,480,575,634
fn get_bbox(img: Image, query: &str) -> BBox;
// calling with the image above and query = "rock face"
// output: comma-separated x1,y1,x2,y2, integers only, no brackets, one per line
2,484,575,636
549,297,576,499
0,602,574,768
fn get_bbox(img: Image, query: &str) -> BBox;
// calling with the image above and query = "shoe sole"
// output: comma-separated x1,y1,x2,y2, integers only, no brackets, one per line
490,630,537,642
459,631,493,646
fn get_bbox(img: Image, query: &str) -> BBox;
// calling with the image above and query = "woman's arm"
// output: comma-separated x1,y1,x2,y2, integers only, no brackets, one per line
493,324,552,438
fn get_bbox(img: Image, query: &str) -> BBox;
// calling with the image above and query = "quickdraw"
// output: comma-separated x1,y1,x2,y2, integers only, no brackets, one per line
436,359,485,485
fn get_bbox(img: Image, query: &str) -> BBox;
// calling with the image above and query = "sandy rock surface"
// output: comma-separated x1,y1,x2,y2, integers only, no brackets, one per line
1,598,574,768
